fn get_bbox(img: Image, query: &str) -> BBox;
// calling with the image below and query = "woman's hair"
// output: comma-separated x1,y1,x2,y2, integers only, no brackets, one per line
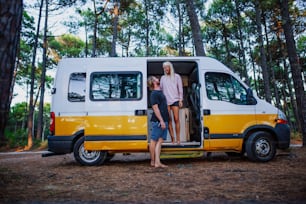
163,61,175,81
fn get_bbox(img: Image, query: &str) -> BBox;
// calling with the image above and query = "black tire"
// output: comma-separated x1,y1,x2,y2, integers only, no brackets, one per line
245,131,276,162
73,137,107,166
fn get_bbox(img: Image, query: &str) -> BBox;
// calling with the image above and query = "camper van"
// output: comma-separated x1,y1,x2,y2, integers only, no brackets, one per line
44,57,290,165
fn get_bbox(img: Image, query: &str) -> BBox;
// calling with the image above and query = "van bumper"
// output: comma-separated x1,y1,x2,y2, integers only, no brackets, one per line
275,123,290,149
47,135,74,154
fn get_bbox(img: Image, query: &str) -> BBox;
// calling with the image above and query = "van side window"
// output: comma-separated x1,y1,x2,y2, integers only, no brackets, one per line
205,72,249,105
90,71,142,101
68,72,86,102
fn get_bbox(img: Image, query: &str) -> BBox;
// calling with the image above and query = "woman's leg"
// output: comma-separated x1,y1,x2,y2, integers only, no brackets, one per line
171,106,180,144
167,106,175,143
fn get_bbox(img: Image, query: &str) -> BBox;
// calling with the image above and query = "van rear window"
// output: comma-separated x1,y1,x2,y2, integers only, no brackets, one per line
68,72,86,102
90,71,142,101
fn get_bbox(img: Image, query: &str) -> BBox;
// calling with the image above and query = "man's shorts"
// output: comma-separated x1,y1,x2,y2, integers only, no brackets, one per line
151,121,168,141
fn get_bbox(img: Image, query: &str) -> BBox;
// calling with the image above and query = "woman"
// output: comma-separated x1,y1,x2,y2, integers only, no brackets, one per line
160,61,183,144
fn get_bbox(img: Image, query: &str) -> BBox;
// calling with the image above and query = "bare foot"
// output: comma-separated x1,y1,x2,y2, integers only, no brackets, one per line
155,163,168,168
150,161,155,167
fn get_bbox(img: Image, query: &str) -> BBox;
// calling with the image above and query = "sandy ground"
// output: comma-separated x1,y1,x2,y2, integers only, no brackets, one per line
0,146,306,204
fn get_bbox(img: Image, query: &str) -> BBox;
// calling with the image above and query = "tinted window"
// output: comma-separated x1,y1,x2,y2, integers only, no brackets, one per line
68,72,86,102
90,72,142,101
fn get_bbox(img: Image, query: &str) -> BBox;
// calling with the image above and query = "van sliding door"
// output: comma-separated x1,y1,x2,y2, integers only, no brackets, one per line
84,59,148,151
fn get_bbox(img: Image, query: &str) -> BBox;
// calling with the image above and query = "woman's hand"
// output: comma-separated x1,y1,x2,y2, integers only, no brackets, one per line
179,101,183,108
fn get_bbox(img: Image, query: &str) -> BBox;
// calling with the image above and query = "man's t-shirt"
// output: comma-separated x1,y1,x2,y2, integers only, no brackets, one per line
150,90,169,122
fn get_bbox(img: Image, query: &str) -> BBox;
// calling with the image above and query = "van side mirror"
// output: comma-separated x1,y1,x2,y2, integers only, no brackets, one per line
246,88,257,105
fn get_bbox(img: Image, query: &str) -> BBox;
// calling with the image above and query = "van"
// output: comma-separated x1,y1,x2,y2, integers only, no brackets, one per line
44,57,290,165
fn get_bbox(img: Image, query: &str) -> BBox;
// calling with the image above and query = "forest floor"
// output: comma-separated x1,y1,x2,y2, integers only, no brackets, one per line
0,140,305,204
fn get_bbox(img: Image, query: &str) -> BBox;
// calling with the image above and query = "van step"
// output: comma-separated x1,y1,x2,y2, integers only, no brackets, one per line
161,141,200,146
160,151,204,159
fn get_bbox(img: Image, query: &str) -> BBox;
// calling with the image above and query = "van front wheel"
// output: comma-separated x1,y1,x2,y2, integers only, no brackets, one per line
245,131,276,162
73,137,107,166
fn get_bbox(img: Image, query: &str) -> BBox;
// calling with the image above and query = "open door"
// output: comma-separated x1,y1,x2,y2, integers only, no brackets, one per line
147,58,202,148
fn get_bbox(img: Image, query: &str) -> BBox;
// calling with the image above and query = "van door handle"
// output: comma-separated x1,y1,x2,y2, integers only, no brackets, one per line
135,109,147,116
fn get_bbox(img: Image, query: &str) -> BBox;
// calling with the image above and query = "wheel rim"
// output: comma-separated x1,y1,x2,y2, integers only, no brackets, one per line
255,138,271,157
79,143,101,163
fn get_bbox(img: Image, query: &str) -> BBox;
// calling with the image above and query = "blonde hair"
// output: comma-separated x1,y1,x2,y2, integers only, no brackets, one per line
163,61,175,81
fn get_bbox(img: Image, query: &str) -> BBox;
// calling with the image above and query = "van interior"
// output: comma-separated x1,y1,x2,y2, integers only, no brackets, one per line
147,60,202,148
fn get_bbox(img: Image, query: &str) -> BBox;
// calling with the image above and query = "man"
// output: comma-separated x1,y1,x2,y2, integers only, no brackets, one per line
160,61,183,144
147,76,169,168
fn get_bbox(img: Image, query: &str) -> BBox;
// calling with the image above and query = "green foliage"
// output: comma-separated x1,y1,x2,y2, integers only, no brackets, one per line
6,102,51,148
49,34,85,57
5,129,28,148
297,35,306,68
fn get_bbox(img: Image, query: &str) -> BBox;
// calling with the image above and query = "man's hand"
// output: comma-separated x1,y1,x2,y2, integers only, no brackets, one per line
160,121,166,129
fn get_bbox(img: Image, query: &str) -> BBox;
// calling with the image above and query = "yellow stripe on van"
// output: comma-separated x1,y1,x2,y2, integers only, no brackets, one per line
85,115,147,135
205,138,243,151
55,115,148,137
203,113,277,152
55,116,85,136
204,114,256,134
256,114,277,127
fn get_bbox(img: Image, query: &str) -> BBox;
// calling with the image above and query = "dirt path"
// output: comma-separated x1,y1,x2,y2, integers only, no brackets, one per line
1,147,306,204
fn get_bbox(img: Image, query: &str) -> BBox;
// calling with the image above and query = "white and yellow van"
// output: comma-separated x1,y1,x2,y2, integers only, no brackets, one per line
45,57,290,165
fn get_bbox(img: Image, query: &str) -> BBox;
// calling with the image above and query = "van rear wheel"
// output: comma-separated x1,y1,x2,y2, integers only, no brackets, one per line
245,131,276,162
73,137,107,166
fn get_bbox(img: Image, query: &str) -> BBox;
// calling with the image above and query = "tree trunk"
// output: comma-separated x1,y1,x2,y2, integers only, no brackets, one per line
26,0,43,150
222,23,232,69
234,0,250,86
247,38,258,94
176,1,183,56
0,0,23,145
185,0,205,56
263,13,280,108
144,0,150,56
279,0,306,144
35,0,48,142
277,34,299,132
255,0,272,103
92,0,98,57
110,1,119,57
